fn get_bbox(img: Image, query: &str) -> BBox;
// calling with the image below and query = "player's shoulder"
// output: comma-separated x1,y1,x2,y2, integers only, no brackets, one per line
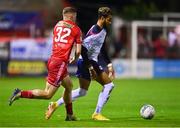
69,22,81,34
65,20,81,31
91,24,102,33
55,20,75,28
55,20,82,34
85,24,102,38
75,25,82,33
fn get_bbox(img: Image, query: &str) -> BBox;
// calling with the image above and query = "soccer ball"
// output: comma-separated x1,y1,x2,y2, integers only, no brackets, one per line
140,104,155,119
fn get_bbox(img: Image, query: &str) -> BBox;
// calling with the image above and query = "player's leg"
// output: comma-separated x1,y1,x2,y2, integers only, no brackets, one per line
28,82,57,99
56,59,91,105
61,75,78,121
9,82,58,106
57,77,90,102
94,72,114,113
29,59,66,99
68,78,90,99
91,61,114,120
46,59,91,119
45,77,91,119
70,58,91,100
9,59,65,106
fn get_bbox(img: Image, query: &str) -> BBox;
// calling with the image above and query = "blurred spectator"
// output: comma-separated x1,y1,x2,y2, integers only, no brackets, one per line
112,26,127,58
153,34,168,59
168,28,178,59
112,27,122,58
175,25,180,46
174,26,180,58
168,28,176,47
167,26,180,59
171,39,180,58
137,32,153,58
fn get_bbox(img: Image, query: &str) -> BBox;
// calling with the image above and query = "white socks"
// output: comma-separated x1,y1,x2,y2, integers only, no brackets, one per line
56,82,114,114
95,82,114,113
56,88,87,106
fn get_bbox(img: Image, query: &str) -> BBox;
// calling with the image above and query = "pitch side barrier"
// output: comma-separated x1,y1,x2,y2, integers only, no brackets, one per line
112,59,180,78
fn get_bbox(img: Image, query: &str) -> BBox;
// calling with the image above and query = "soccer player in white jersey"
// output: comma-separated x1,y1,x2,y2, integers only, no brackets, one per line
46,7,115,121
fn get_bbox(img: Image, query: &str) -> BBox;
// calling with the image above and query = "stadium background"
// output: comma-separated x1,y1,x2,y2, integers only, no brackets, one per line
0,0,180,127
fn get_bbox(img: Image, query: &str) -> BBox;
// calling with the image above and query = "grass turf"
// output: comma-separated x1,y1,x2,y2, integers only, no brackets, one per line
0,77,180,127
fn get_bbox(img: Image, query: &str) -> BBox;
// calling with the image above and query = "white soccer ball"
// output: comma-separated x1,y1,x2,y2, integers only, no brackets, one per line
140,104,155,119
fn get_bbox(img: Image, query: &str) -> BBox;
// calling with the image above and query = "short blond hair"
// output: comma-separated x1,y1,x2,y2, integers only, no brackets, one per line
63,7,77,15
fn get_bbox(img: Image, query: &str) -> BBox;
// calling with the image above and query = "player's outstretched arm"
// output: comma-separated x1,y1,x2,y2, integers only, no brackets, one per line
75,44,81,60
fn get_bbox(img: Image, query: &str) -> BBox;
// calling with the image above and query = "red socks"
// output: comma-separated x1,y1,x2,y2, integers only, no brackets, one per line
21,90,33,98
65,103,73,115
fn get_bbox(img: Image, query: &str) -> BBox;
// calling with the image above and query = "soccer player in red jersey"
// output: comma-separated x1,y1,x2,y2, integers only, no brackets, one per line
9,7,82,121
46,7,115,121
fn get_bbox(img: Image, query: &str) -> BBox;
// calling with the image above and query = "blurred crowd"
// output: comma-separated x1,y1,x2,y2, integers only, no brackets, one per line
137,27,180,59
111,25,180,59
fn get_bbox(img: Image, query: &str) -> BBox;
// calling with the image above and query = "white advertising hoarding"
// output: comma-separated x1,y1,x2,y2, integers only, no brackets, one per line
112,59,153,78
10,38,52,60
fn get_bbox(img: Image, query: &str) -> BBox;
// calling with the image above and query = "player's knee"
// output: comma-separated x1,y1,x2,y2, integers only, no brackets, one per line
44,92,53,99
110,82,115,91
104,82,115,92
79,88,87,96
65,87,73,93
111,82,115,89
45,94,53,99
64,85,73,93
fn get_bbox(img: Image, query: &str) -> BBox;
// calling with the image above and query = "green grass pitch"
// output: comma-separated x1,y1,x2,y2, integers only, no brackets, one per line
0,77,180,127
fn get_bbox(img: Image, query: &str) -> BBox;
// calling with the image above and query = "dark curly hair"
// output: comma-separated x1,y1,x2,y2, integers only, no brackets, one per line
98,7,112,18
